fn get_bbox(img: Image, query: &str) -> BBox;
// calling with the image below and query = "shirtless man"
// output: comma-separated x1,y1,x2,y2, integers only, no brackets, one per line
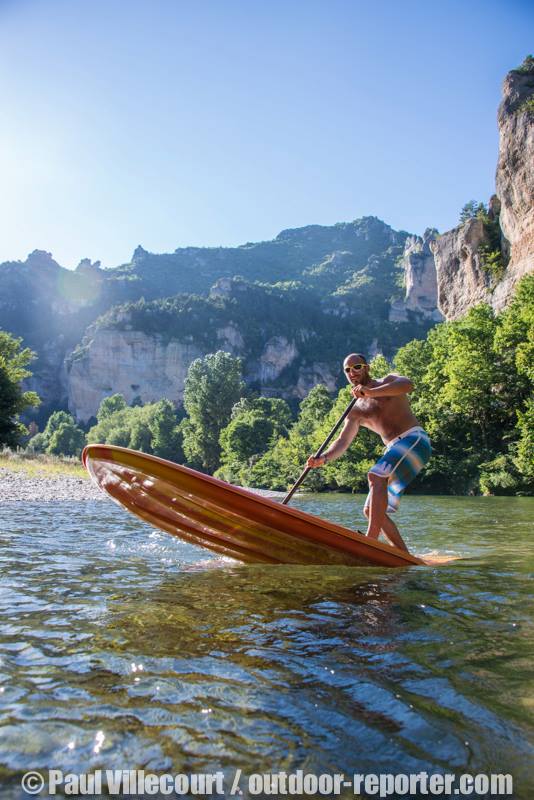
307,353,431,553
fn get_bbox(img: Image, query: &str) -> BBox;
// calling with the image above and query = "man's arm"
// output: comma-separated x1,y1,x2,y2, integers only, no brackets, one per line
307,413,360,468
353,373,413,398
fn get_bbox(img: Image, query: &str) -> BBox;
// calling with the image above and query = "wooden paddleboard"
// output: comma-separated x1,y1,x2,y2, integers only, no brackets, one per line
82,445,424,567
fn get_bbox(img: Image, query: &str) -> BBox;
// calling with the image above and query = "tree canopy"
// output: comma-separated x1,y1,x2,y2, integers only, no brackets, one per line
0,330,40,447
217,396,293,484
182,351,245,472
28,410,86,457
87,395,183,461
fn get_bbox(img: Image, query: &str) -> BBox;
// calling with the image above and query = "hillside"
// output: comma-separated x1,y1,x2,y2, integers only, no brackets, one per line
1,216,434,423
67,277,431,422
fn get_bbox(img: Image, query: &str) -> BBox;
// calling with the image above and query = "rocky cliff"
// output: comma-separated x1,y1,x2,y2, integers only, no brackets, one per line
493,58,534,309
65,278,420,422
389,229,443,323
2,218,427,422
67,323,339,423
432,217,494,320
68,331,203,423
434,58,534,320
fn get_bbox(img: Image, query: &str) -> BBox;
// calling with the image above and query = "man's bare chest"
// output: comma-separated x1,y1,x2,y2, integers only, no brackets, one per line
354,396,389,419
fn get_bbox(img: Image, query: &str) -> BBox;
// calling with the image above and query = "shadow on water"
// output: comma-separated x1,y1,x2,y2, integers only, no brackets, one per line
0,497,533,797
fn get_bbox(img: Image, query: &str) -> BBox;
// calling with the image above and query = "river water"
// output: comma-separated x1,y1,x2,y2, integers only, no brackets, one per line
0,494,532,798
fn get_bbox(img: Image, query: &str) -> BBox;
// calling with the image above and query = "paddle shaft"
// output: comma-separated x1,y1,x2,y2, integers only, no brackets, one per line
282,397,357,504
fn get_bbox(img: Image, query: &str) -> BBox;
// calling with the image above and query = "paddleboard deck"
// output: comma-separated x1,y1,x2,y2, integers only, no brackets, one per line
82,445,424,567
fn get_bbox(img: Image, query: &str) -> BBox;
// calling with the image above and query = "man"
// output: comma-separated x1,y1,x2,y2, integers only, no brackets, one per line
307,353,431,553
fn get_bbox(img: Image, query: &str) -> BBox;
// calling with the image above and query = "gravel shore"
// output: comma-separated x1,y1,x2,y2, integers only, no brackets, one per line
0,466,283,503
0,467,107,503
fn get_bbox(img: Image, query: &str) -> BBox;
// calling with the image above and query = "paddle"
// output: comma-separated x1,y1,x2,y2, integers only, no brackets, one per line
282,396,357,504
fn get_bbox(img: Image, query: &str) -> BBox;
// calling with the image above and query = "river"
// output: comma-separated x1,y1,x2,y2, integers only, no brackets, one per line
0,494,532,798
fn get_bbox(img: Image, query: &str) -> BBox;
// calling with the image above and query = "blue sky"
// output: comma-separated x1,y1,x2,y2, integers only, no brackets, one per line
1,0,532,268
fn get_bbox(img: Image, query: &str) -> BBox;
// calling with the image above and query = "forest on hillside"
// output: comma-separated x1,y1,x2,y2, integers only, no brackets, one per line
5,275,531,497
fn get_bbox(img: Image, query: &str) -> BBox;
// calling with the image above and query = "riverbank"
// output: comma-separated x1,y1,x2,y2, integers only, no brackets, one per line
0,452,284,503
0,452,105,502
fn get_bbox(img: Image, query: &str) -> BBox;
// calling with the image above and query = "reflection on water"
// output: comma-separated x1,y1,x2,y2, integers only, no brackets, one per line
0,495,533,797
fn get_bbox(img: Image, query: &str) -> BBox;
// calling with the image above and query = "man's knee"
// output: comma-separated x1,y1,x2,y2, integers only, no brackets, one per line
363,505,370,518
368,470,388,490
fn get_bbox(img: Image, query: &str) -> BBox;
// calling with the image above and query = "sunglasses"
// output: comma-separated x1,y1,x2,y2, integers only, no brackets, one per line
344,363,367,373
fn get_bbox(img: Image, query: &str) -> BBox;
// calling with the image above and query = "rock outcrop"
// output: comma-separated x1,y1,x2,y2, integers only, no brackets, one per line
389,229,443,322
432,218,493,320
67,330,203,423
66,327,308,421
295,362,337,398
434,58,533,320
493,58,534,309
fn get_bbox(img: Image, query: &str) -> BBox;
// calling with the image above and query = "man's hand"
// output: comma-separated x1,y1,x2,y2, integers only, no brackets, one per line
351,384,374,398
307,455,326,468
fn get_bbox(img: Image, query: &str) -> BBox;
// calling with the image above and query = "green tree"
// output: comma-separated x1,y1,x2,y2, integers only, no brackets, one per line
0,331,40,447
26,432,48,453
47,421,86,457
459,200,486,224
128,414,153,452
392,280,533,494
249,385,334,490
149,399,184,461
516,399,534,483
182,351,245,472
97,393,128,422
87,396,184,463
28,410,87,457
88,398,144,448
43,411,74,439
217,397,292,484
494,275,534,384
368,353,392,379
392,309,498,492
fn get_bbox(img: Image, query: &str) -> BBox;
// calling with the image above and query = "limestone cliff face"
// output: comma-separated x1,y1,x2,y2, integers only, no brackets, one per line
432,218,493,320
66,327,311,422
295,363,337,398
493,60,534,309
246,336,299,385
216,323,245,354
67,331,203,422
434,60,533,320
389,229,443,322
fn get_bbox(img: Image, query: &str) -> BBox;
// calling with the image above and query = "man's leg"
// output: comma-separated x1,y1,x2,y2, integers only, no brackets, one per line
366,472,388,539
363,505,409,552
380,514,409,552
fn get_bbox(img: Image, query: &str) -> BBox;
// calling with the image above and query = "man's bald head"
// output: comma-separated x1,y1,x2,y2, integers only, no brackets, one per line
343,353,367,367
343,353,370,383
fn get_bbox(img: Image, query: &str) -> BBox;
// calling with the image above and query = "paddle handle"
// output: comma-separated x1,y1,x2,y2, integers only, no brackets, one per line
282,397,357,504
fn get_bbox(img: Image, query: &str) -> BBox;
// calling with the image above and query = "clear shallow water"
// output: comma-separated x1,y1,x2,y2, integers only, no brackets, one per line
0,494,533,798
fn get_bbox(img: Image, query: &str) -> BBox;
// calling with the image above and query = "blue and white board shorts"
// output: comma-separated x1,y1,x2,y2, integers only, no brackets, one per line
364,426,431,514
